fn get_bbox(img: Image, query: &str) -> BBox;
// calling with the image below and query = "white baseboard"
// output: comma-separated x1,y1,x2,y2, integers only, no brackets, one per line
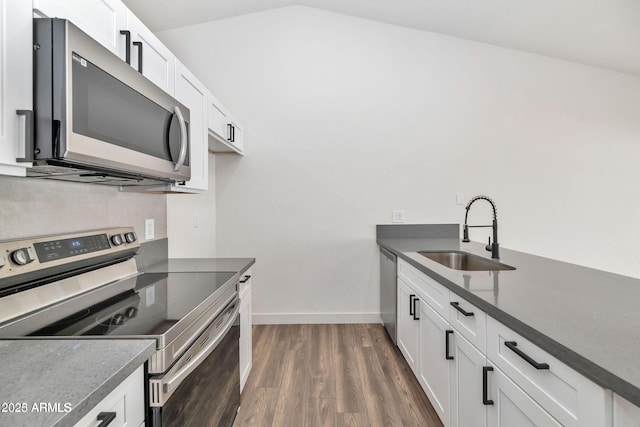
252,312,382,325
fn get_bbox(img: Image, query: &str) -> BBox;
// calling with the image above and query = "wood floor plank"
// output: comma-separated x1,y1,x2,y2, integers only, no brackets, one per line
352,345,405,427
307,324,336,399
333,325,367,413
237,324,443,427
305,398,337,427
336,412,372,427
367,324,444,426
235,387,279,427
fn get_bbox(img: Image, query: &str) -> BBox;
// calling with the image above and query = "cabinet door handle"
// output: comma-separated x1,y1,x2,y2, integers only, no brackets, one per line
227,123,233,141
409,294,416,317
15,110,34,162
445,329,454,360
450,301,474,317
411,296,420,320
132,41,143,73
482,366,494,405
232,125,235,142
97,412,117,427
504,341,549,370
119,30,131,64
240,275,251,283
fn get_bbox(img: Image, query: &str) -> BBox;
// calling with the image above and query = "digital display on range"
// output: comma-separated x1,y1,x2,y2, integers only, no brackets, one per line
34,234,110,263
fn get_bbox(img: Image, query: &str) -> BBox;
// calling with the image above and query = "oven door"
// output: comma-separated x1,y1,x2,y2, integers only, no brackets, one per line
149,297,240,427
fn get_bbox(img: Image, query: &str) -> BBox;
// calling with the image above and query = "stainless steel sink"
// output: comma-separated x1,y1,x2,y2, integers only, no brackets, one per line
417,251,516,271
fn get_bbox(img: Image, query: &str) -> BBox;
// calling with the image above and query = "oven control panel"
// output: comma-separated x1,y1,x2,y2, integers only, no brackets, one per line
0,227,139,282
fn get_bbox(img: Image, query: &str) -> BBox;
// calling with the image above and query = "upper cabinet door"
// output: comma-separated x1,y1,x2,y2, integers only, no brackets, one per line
171,60,208,192
0,0,32,176
126,11,175,95
33,0,128,60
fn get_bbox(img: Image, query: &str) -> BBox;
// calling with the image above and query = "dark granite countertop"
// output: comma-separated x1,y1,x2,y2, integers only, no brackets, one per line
377,225,640,407
0,339,155,426
141,257,255,276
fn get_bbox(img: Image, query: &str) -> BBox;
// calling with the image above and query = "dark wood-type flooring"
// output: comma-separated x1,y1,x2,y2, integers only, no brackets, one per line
235,324,443,427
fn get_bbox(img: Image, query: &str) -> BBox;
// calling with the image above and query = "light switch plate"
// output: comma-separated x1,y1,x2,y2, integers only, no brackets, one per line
145,219,155,240
456,193,465,205
391,210,406,223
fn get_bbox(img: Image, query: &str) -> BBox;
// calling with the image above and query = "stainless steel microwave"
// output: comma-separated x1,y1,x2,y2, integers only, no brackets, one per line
29,18,190,186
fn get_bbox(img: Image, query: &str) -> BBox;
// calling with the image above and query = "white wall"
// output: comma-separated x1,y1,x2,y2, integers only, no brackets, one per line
167,152,217,258
159,6,640,322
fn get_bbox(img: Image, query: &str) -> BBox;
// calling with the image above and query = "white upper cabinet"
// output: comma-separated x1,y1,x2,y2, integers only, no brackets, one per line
0,0,32,176
33,0,128,60
126,10,175,95
171,60,207,192
208,92,245,155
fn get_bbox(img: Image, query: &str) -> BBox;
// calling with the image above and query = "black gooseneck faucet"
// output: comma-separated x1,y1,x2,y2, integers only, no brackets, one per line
462,195,500,259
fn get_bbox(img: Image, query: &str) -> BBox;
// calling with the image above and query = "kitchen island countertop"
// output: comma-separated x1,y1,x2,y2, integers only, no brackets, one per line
0,339,155,427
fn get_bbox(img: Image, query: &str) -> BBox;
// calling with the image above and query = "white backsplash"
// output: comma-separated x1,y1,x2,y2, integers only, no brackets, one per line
0,175,167,242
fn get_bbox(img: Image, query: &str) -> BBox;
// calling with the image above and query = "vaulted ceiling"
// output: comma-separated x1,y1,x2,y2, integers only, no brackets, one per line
122,0,640,76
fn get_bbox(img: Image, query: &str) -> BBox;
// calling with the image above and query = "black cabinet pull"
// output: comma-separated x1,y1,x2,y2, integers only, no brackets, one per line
119,30,131,64
450,301,474,317
240,275,251,283
409,294,416,317
231,125,235,142
482,366,494,405
412,296,420,320
97,412,117,427
445,329,454,360
504,341,549,370
132,41,143,73
227,123,233,141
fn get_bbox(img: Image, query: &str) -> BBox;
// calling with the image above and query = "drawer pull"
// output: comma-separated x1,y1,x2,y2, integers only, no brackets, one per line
412,296,420,320
504,341,550,370
240,275,251,283
445,329,454,360
450,301,474,317
482,366,494,405
97,412,117,427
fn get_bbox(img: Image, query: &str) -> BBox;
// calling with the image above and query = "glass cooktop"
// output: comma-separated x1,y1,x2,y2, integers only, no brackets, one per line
22,271,236,338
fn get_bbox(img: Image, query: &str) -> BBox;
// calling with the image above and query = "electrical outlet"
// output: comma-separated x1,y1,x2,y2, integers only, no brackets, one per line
145,219,155,240
193,215,199,229
391,210,406,223
456,193,465,205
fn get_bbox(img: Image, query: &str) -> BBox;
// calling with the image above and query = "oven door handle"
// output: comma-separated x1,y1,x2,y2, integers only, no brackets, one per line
162,300,240,397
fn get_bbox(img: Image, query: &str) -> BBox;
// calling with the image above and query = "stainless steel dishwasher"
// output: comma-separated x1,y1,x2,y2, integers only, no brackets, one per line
380,246,397,344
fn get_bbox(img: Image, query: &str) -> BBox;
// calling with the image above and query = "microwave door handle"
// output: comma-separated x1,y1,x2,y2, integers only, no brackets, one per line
173,106,188,172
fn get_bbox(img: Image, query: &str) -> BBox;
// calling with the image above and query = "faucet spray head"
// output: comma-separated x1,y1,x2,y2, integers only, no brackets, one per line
462,224,470,242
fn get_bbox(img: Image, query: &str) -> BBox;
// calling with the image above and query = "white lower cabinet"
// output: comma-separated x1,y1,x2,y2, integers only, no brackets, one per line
486,362,561,426
418,296,452,426
450,331,488,427
397,278,420,374
239,270,253,392
395,258,612,427
74,365,144,427
614,394,640,427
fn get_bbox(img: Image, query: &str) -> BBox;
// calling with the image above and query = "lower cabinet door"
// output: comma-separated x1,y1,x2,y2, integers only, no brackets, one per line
397,278,420,374
239,287,252,392
418,299,452,426
450,332,487,427
486,363,562,427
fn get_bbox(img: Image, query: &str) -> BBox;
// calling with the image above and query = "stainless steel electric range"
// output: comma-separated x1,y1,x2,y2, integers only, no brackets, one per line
0,227,241,427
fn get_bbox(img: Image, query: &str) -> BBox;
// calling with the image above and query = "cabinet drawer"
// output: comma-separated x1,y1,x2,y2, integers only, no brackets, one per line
487,317,610,427
398,259,449,320
74,365,144,427
448,294,487,354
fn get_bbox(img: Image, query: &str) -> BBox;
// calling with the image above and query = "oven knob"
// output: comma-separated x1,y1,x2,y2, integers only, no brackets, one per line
112,313,125,325
11,248,35,266
124,232,137,243
125,307,138,318
111,234,123,246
